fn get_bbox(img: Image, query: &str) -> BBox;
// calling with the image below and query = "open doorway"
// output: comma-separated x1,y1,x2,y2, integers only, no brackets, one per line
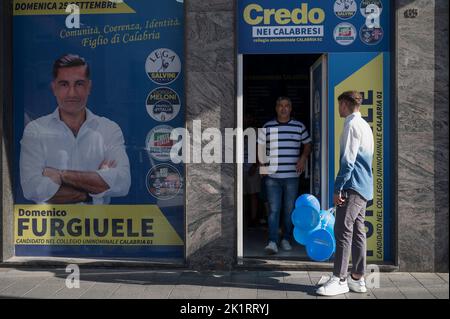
242,53,323,259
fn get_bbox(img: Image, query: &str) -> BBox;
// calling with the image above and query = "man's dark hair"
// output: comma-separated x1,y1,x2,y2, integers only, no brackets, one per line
276,96,292,107
338,91,362,111
52,54,90,79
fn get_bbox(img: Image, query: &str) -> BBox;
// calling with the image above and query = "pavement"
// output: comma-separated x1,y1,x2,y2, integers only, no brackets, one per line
0,267,448,299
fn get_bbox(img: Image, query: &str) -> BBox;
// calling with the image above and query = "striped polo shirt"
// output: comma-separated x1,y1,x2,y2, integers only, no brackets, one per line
258,118,312,179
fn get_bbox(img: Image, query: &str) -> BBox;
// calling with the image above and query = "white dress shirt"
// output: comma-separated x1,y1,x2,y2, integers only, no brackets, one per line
334,111,374,201
20,107,131,204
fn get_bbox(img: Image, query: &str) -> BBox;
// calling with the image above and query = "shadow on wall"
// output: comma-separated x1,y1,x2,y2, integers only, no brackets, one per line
433,0,449,273
185,163,236,271
188,237,236,270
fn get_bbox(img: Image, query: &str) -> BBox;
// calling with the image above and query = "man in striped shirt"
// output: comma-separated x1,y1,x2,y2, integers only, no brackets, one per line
258,97,312,254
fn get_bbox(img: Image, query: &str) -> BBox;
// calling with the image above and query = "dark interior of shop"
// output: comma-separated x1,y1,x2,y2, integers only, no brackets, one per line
243,53,322,259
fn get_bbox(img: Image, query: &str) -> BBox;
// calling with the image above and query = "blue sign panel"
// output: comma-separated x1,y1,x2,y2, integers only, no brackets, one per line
238,0,391,54
328,52,391,261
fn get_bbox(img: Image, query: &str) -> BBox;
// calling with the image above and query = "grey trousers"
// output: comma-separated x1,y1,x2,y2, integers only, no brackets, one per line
333,189,368,279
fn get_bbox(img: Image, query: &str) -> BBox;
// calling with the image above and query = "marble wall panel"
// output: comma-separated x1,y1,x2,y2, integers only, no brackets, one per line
397,0,448,271
185,3,236,269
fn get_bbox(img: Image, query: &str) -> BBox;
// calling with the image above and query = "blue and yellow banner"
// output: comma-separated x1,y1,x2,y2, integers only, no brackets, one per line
13,0,185,260
238,0,391,54
329,52,391,261
15,205,183,246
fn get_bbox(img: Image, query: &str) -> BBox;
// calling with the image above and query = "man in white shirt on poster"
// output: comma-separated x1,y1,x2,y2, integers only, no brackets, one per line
20,54,131,204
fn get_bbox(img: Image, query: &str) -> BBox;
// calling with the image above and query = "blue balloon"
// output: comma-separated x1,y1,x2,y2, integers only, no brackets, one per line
305,208,336,262
305,229,336,262
291,194,321,231
293,225,319,246
295,194,320,210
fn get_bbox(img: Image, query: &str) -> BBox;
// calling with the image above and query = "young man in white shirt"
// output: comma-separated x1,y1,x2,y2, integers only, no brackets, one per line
20,54,131,204
316,91,374,296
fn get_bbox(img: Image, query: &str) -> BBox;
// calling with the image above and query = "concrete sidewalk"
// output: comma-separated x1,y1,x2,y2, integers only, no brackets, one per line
0,268,448,299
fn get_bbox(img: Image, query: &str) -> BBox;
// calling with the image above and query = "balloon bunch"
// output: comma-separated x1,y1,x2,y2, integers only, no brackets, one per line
291,194,336,262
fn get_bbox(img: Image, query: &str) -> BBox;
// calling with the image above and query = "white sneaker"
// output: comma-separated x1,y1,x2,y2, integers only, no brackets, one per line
264,241,278,254
280,239,292,251
316,276,349,296
317,274,332,286
347,275,367,293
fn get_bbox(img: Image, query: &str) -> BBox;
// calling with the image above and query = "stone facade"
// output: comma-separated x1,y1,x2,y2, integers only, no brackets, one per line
396,0,449,272
185,0,236,269
1,0,449,272
183,0,449,272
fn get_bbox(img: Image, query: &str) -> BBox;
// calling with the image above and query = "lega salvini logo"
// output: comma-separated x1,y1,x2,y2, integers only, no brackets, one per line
334,0,357,20
145,48,181,85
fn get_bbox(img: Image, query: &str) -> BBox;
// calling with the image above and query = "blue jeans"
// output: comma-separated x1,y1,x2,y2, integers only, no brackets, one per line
265,177,299,243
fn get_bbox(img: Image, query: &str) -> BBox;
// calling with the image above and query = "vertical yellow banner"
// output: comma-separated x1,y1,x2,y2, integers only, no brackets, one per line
334,54,384,261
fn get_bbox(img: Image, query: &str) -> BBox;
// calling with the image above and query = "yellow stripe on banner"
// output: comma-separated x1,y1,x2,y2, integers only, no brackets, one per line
334,54,384,261
14,205,183,246
13,0,135,16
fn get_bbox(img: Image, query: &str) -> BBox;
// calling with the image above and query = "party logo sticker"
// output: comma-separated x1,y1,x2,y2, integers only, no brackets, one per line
146,87,181,122
145,48,181,85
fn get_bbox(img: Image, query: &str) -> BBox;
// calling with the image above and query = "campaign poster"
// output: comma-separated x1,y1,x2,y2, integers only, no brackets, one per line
13,0,185,260
329,52,391,262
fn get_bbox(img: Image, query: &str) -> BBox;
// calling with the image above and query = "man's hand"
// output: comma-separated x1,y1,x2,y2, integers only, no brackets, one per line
296,157,307,174
258,164,269,176
334,193,346,207
98,159,117,170
43,167,62,185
